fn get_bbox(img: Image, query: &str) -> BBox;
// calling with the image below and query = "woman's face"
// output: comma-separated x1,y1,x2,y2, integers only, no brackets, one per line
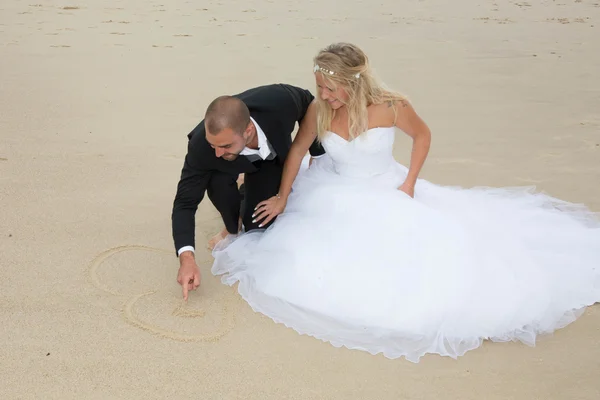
315,72,349,110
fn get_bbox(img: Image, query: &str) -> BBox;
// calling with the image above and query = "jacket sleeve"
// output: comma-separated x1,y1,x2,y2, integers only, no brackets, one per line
308,136,326,158
171,128,211,255
279,83,326,157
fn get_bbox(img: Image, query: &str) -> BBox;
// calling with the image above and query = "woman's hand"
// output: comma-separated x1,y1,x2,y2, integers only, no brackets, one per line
398,181,415,198
253,195,287,227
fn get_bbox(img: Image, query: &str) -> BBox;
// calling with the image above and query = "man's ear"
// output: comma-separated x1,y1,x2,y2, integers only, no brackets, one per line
243,121,254,139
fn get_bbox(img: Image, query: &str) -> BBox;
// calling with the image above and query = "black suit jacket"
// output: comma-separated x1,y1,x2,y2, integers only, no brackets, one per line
171,83,325,254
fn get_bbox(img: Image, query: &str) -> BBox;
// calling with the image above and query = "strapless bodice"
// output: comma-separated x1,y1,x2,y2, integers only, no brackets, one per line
321,127,396,178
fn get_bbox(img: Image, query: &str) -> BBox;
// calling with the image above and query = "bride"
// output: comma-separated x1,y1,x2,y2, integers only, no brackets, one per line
211,42,600,362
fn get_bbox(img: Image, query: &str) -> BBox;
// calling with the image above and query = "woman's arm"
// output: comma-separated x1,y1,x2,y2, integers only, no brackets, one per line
393,99,431,197
253,100,319,225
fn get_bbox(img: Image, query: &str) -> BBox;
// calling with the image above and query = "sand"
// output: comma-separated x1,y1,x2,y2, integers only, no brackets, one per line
1,0,599,398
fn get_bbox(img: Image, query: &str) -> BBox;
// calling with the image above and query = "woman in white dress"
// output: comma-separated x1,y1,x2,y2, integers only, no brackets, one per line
212,42,600,362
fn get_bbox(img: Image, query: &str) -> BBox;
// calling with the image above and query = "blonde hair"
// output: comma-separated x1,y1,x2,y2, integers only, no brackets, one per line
313,42,407,140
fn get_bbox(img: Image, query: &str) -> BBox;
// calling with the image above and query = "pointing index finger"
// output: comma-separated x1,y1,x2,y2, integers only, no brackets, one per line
182,279,189,301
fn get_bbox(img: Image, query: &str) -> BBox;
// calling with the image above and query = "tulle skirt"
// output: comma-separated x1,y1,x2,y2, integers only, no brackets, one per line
212,155,600,362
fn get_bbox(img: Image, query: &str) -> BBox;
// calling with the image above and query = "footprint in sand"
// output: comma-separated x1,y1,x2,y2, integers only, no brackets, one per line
581,139,600,150
545,17,590,24
474,17,514,24
391,16,442,24
579,120,600,128
88,218,238,343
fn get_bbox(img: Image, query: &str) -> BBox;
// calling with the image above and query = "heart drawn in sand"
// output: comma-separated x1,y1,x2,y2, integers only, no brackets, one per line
88,244,239,342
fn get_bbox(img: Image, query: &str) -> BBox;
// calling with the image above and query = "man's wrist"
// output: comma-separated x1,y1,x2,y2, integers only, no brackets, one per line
178,246,195,257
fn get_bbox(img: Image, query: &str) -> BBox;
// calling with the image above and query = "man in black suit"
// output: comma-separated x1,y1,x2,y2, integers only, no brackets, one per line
172,83,324,300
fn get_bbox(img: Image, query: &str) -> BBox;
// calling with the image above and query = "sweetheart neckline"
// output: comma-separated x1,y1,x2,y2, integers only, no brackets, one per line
326,126,395,143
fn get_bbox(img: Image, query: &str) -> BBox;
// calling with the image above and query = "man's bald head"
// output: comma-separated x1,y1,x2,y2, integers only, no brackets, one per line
204,96,251,136
204,95,255,161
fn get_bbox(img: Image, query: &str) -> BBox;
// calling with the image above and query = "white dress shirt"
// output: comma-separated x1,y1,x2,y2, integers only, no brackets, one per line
239,117,276,161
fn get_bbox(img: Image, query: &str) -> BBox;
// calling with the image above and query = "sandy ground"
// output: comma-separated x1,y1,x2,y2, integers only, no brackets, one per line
1,0,599,399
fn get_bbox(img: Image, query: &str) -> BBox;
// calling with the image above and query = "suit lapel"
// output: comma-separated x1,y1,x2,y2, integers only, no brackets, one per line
253,115,289,164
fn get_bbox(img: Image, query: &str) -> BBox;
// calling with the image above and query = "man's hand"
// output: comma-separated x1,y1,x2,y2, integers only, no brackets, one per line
177,251,201,301
398,181,415,198
253,195,287,227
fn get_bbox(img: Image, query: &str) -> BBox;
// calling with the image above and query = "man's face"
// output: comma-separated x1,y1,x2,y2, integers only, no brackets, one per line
206,126,249,161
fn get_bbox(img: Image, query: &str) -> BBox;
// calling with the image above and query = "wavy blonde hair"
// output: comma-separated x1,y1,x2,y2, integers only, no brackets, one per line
313,42,407,140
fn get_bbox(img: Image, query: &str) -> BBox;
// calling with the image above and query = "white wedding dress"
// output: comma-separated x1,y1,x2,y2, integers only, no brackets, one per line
211,126,600,362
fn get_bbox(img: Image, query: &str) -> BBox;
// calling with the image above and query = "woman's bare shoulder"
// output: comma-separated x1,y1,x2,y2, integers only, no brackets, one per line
367,100,409,128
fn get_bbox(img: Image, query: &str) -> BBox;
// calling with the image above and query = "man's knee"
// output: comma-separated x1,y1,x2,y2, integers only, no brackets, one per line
242,205,277,232
207,172,239,203
207,172,242,234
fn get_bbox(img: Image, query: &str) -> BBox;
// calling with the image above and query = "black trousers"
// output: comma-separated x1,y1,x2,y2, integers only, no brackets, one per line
207,159,282,234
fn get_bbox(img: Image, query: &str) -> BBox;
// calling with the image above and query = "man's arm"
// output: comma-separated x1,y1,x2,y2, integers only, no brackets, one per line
171,136,211,256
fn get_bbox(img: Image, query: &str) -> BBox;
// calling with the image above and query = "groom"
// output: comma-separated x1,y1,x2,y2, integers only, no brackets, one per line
171,83,324,300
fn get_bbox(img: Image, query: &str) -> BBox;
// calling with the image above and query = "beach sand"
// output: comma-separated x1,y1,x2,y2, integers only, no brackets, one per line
1,0,599,398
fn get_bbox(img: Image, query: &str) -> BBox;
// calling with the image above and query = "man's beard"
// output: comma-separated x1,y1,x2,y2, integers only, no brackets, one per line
222,153,240,161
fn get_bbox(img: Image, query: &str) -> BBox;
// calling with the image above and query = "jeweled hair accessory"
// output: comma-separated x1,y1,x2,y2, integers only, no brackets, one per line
314,64,360,79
